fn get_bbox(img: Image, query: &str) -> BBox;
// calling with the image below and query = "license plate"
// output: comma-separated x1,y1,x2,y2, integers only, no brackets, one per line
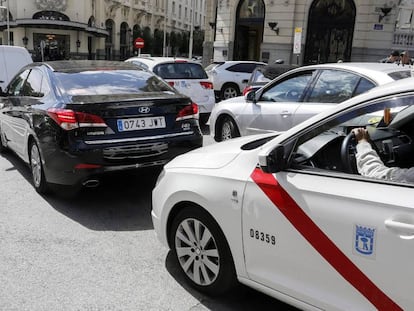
117,116,166,132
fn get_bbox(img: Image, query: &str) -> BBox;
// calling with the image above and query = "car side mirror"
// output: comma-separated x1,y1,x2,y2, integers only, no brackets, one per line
245,90,257,103
259,144,286,173
242,79,248,84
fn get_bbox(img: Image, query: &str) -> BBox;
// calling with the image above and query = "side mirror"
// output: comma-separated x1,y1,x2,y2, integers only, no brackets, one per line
259,144,286,173
242,79,249,84
246,90,257,103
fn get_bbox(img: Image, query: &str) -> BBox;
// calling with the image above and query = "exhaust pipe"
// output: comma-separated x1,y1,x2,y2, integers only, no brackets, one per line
82,179,100,188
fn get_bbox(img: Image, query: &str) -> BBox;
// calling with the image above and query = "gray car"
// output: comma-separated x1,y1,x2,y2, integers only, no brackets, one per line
209,62,412,142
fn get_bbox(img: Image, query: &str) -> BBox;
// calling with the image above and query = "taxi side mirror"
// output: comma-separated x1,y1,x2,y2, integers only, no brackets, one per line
259,144,286,173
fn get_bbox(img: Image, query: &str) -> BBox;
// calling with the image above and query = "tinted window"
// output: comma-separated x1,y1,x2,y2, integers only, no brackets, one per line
55,70,174,95
22,69,48,97
227,63,262,73
153,63,208,79
260,72,313,102
354,78,376,96
307,70,362,103
7,70,30,96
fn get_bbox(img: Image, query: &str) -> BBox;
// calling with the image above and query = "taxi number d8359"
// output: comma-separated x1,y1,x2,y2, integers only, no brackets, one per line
117,116,166,132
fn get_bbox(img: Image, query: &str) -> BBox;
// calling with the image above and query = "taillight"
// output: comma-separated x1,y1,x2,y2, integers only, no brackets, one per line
168,81,175,87
47,108,107,130
242,86,252,96
176,103,199,121
200,81,213,89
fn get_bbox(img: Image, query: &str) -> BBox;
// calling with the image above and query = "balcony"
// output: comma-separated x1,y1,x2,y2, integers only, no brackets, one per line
393,30,414,50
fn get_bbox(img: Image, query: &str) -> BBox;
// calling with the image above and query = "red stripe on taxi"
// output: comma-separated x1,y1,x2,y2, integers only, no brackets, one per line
250,167,402,311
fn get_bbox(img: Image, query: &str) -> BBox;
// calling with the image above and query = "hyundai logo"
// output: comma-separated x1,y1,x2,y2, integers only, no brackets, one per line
138,107,151,113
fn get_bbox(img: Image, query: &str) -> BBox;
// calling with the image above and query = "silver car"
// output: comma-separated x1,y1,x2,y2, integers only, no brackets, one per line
209,62,412,141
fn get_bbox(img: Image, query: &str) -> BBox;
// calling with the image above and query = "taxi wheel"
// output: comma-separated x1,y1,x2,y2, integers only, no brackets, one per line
219,116,239,141
29,141,49,194
221,83,239,100
170,206,237,296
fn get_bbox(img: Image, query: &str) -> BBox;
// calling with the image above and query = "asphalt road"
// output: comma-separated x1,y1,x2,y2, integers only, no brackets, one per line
0,126,299,311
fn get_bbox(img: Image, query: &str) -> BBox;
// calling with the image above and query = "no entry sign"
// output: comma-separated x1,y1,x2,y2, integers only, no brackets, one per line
134,37,145,49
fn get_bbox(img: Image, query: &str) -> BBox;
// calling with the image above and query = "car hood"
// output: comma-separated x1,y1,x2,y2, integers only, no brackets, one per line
165,134,275,169
216,95,246,105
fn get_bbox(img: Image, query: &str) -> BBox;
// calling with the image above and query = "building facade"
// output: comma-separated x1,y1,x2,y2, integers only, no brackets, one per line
205,0,414,65
0,0,206,61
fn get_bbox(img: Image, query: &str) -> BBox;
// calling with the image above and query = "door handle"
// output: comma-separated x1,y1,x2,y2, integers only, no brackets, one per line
384,219,414,237
281,111,291,118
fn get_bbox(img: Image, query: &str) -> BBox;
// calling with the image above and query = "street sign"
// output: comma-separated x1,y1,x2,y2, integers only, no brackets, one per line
293,27,302,55
134,37,144,49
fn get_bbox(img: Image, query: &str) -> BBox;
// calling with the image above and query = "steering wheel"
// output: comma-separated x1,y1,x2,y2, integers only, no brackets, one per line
340,132,358,174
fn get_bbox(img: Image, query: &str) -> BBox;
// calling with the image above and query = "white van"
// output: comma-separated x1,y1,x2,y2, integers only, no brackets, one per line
0,46,32,91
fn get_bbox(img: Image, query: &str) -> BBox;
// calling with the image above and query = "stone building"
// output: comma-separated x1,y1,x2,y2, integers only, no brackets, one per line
204,0,414,65
0,0,206,61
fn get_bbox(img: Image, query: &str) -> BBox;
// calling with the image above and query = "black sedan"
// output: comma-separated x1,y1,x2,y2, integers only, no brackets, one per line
0,60,202,194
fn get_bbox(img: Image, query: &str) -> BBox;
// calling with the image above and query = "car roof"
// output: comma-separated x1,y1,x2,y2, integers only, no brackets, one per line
255,64,300,80
126,57,200,69
272,62,411,85
31,60,143,73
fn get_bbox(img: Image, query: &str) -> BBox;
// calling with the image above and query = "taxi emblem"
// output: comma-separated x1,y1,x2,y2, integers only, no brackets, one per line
354,225,376,256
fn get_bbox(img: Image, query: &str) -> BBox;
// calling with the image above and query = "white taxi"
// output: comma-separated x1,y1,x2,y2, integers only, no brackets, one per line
152,77,414,310
125,56,215,124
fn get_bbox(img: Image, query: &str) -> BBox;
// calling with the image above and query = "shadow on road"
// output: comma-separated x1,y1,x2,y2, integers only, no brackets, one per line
1,150,159,231
164,251,300,311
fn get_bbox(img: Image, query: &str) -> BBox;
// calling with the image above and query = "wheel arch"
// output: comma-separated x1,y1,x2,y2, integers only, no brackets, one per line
214,114,240,142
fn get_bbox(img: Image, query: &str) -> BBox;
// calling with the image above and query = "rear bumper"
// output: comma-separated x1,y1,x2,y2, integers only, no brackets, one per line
41,133,202,187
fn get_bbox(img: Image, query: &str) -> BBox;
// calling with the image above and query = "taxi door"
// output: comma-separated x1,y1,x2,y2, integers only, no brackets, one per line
242,169,413,310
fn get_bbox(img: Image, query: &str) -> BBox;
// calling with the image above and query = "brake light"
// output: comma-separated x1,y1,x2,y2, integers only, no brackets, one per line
74,163,102,169
200,81,213,89
168,81,175,87
242,86,252,96
176,103,199,121
47,108,107,130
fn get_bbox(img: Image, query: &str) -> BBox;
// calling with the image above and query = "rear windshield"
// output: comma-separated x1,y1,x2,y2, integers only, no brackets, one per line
55,70,175,95
153,63,208,79
388,70,412,80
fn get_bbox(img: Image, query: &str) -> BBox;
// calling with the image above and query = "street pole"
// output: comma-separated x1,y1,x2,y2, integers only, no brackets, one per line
189,0,194,59
163,0,168,57
0,0,9,45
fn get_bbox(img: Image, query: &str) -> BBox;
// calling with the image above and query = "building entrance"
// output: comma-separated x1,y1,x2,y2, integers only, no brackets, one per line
33,33,70,61
304,0,356,64
234,0,265,61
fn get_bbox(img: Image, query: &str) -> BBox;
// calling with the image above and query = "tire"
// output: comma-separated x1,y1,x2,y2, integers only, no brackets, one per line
218,116,239,141
29,141,49,194
221,84,239,100
169,206,237,296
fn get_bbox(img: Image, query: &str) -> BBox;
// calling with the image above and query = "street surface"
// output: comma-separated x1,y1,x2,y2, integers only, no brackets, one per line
0,126,298,311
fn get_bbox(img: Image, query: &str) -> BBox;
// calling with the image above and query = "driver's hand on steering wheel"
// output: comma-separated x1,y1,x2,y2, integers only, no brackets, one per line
352,127,370,143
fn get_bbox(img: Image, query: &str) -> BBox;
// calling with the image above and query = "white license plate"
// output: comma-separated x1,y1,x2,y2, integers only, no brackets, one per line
117,116,166,132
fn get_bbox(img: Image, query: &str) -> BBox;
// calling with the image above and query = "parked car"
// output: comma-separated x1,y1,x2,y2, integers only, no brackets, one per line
152,77,414,310
0,45,32,91
125,56,214,124
0,60,202,194
205,60,266,101
242,63,299,95
209,62,412,142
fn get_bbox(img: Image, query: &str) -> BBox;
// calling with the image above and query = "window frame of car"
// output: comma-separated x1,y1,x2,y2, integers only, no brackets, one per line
226,62,264,74
254,69,317,104
259,92,414,187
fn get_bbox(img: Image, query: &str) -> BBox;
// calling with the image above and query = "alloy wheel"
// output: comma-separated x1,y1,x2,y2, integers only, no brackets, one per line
175,218,220,286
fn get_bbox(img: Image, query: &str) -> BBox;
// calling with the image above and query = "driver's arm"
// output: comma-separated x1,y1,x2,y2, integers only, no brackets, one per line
353,128,414,183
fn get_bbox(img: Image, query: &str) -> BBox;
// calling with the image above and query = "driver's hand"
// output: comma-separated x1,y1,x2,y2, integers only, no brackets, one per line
352,127,370,143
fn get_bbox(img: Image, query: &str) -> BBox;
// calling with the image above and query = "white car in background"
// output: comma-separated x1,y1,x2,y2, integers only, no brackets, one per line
152,77,414,310
205,61,266,101
126,56,215,123
209,62,412,142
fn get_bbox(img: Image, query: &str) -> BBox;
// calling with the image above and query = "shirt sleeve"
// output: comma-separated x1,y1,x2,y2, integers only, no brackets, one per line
356,141,414,183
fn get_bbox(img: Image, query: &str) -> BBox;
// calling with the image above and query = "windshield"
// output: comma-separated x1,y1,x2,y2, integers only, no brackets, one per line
56,70,175,95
